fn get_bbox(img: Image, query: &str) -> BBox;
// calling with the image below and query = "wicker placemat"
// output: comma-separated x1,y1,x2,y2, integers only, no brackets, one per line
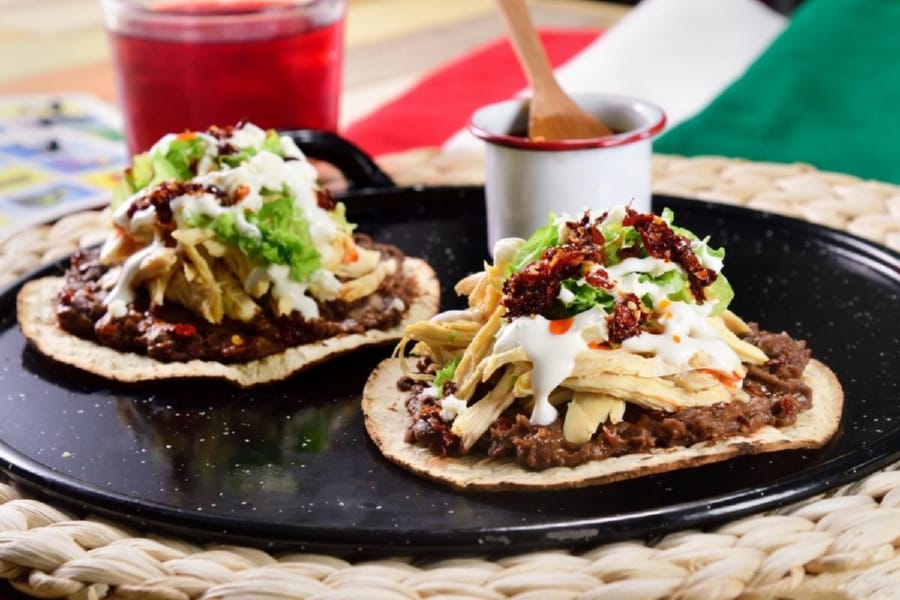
0,153,898,599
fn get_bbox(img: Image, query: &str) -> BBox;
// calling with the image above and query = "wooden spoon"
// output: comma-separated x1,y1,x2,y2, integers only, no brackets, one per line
496,0,613,141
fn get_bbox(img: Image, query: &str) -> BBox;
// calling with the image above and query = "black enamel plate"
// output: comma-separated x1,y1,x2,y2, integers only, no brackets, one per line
1,191,898,555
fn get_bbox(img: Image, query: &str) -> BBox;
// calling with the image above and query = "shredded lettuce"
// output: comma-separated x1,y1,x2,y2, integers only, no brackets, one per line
220,130,286,167
601,221,643,265
185,191,321,282
551,279,616,318
330,201,356,234
508,216,559,275
434,356,462,396
636,269,691,305
262,131,283,155
704,273,734,316
218,146,257,168
111,136,206,207
661,209,732,313
159,135,207,181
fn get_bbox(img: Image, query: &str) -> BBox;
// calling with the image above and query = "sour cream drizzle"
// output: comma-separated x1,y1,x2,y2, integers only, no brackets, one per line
622,302,741,374
103,242,162,318
605,256,682,303
494,308,608,426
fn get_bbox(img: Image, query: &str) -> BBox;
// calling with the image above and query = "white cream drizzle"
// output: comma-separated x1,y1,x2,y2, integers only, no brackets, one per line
622,301,741,374
429,308,483,323
267,264,319,319
493,308,607,426
227,123,266,149
492,237,524,266
692,238,724,271
605,256,684,304
103,242,162,318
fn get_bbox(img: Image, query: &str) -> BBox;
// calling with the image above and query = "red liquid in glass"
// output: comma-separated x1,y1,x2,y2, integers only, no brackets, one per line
109,1,344,154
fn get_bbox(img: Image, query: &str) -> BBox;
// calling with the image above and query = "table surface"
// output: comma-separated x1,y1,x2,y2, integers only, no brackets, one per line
0,0,628,132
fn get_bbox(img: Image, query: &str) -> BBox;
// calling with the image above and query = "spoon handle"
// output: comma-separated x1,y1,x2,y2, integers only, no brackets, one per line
495,0,559,95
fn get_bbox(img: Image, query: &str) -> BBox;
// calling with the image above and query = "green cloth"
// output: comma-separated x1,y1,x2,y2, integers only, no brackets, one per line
655,0,900,184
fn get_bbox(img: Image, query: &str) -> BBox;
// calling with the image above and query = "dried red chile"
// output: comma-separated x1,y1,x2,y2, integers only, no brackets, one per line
622,208,717,302
608,293,649,344
502,213,608,320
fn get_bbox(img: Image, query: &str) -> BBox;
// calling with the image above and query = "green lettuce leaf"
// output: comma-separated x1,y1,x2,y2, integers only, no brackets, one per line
218,148,256,168
434,356,462,396
111,152,159,208
116,135,204,197
159,136,207,181
330,201,356,233
601,222,643,265
704,273,734,316
550,279,616,318
634,269,691,305
262,131,283,155
507,216,558,275
185,191,321,282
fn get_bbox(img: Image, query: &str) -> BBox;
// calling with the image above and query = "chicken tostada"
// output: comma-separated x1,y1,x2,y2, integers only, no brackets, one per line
18,123,439,387
362,205,842,490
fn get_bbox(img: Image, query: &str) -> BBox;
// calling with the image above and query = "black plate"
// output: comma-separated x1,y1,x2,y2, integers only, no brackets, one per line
1,188,899,555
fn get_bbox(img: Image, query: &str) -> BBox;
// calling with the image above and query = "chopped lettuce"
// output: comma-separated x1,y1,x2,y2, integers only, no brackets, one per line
220,130,284,167
434,356,462,396
111,136,207,208
262,130,283,155
330,201,356,234
507,216,559,275
551,279,616,318
159,135,208,181
111,152,158,208
704,273,734,316
185,192,321,282
218,146,257,168
600,221,643,265
638,269,691,305
501,206,736,318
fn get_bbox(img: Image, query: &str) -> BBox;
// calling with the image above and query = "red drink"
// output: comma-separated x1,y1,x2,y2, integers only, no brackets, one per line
103,0,345,154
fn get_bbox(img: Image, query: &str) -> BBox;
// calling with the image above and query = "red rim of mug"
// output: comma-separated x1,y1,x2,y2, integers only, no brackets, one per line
468,97,667,151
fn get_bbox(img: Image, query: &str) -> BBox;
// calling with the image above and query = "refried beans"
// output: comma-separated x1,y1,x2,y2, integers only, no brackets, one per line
402,325,813,471
56,236,417,364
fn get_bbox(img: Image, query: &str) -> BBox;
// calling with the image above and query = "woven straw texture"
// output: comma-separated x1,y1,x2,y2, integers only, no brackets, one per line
0,152,898,599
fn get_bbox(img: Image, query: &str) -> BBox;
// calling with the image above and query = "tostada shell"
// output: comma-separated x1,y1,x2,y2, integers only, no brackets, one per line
17,258,439,388
362,357,843,491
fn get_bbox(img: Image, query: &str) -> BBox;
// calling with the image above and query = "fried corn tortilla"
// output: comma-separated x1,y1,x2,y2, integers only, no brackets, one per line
18,257,439,388
362,356,843,491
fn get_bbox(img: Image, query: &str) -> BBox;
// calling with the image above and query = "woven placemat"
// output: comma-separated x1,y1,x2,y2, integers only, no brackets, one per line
0,152,898,599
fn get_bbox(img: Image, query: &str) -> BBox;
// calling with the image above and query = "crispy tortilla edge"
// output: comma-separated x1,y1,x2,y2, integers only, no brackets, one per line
361,357,844,491
16,257,440,387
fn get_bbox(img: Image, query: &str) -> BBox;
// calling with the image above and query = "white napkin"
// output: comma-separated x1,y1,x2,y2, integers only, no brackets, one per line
445,0,786,150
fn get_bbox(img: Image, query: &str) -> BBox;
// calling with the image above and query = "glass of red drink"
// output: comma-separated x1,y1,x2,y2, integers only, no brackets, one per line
100,0,346,155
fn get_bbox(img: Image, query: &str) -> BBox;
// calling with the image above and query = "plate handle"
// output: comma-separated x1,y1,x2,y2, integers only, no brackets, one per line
282,130,396,191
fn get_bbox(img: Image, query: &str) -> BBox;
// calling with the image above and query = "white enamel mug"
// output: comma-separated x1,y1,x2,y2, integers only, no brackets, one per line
469,94,666,248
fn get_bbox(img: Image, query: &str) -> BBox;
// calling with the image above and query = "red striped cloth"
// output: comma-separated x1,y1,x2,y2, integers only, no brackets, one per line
342,29,602,157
